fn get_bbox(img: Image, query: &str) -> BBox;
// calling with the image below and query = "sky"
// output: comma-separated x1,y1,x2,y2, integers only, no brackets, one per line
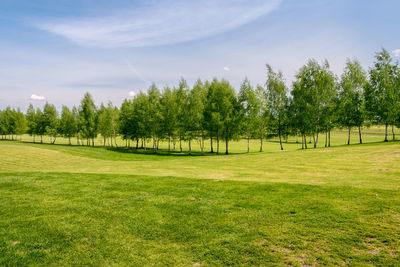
1,0,400,110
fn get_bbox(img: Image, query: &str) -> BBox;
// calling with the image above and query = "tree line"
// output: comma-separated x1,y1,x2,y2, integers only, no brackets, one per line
1,49,399,154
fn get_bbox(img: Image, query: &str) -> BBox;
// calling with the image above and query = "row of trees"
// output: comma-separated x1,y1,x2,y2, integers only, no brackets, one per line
1,49,399,154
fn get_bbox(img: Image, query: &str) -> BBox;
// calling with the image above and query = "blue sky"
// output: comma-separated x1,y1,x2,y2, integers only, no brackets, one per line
1,0,400,110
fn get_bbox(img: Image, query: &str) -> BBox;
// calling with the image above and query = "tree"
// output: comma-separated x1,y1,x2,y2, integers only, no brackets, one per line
59,106,77,145
14,109,27,140
26,104,37,142
119,99,136,147
160,86,178,153
35,108,45,143
255,84,268,152
78,93,98,146
206,79,242,154
72,107,80,145
132,92,150,150
0,110,4,138
337,59,367,144
147,84,163,152
291,59,336,149
0,108,14,139
175,78,189,152
42,103,58,144
110,103,120,147
238,78,261,152
365,48,400,141
265,64,289,150
184,79,206,155
98,103,113,146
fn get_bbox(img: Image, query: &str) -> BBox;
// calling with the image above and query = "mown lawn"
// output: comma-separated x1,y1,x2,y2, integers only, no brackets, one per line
0,128,399,266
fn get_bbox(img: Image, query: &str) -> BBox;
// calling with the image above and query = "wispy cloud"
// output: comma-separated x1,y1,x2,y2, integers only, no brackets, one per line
30,94,46,101
223,66,230,71
128,91,136,97
393,49,400,57
34,0,282,48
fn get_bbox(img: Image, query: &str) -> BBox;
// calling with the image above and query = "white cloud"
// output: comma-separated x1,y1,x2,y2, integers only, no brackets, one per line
128,91,136,97
223,66,230,71
393,49,400,57
30,94,46,101
35,0,282,48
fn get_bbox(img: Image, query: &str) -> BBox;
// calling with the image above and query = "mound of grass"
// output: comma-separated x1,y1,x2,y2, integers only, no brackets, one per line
0,128,399,266
0,172,399,266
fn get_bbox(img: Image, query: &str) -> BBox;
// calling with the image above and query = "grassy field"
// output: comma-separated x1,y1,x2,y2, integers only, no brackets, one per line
0,127,399,266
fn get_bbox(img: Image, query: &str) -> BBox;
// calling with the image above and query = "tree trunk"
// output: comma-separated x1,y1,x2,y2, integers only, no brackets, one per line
217,136,219,154
111,136,113,147
313,133,316,148
155,138,158,153
41,135,43,144
210,136,214,153
302,135,304,149
136,139,139,149
260,134,263,152
77,136,79,146
103,137,106,146
247,136,250,153
304,135,308,149
180,137,182,152
92,138,94,146
225,137,229,154
315,133,319,148
348,127,351,145
328,131,331,147
325,132,327,147
173,139,176,150
392,125,395,140
168,136,171,154
114,134,118,147
385,122,388,142
69,137,71,145
144,138,146,151
201,131,204,155
279,130,283,151
358,126,362,144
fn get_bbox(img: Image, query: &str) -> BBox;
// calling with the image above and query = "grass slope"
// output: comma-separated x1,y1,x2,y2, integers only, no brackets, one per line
0,129,399,266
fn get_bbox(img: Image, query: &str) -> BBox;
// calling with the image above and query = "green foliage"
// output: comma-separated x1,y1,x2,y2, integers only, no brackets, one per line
365,49,400,129
291,59,336,147
265,64,289,150
42,103,58,141
160,86,178,145
2,48,400,151
59,106,77,142
238,78,261,143
78,92,98,142
118,99,136,141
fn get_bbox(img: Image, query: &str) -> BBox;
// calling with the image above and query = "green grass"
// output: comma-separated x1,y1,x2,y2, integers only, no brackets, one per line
0,128,399,266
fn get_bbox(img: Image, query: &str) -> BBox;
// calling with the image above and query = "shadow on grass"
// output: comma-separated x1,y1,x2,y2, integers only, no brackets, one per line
1,137,399,157
105,146,253,157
